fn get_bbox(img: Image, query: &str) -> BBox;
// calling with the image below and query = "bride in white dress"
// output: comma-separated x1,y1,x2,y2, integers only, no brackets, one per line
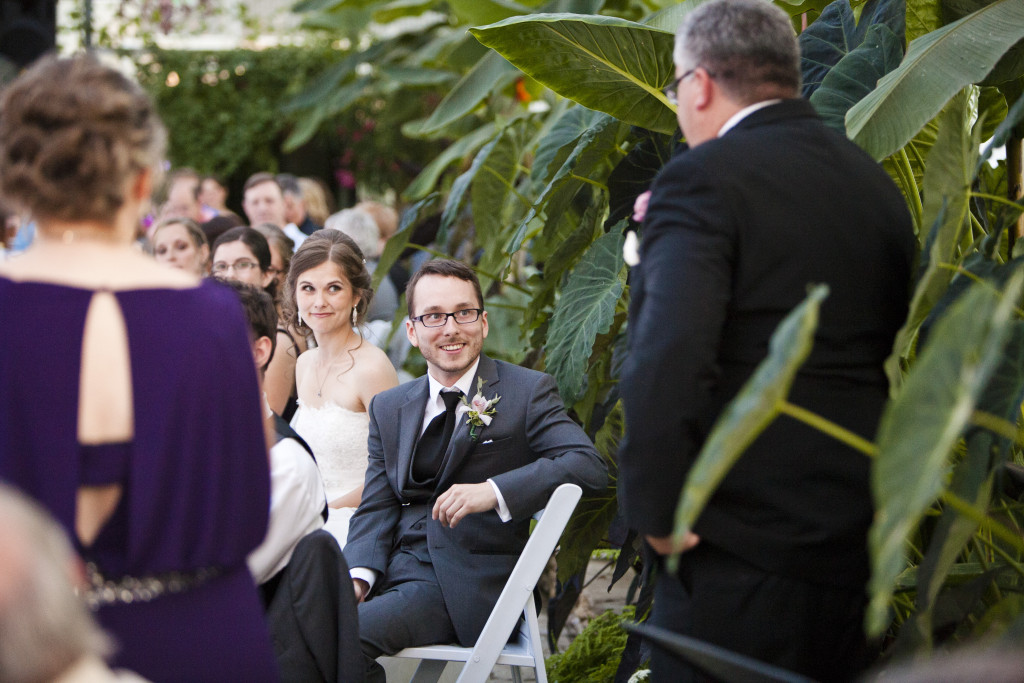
283,229,398,546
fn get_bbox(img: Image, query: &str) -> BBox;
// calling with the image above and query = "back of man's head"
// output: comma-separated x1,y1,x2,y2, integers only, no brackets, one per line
221,279,278,374
0,484,112,683
674,0,800,105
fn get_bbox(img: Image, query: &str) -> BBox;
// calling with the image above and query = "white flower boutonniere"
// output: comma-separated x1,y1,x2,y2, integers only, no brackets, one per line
459,377,501,441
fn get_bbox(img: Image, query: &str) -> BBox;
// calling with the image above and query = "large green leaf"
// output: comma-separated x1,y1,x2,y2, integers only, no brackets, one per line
530,105,608,191
944,0,1024,86
471,119,534,256
373,192,441,291
412,51,520,137
372,0,437,24
510,112,626,254
846,0,1024,161
885,90,977,387
867,272,1024,637
906,0,943,42
525,202,606,330
448,0,531,25
641,0,712,31
402,122,498,201
470,14,678,134
799,0,905,99
546,228,625,405
809,23,905,133
671,286,829,544
283,76,370,152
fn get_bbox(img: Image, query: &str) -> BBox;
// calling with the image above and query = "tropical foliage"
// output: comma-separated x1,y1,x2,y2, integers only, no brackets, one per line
278,0,1024,673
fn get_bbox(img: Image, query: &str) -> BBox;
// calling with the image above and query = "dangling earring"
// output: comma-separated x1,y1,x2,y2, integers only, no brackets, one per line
350,307,358,326
297,313,304,328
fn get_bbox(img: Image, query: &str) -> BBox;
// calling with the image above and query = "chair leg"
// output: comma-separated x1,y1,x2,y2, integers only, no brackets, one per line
525,603,548,683
410,659,448,683
510,665,524,683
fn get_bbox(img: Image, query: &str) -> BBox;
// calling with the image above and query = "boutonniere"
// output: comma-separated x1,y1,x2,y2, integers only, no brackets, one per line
458,377,501,441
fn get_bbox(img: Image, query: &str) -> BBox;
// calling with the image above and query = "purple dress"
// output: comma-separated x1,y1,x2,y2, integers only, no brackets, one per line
0,277,279,682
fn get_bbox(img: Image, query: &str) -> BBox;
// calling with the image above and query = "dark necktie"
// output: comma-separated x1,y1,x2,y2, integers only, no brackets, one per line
411,390,463,484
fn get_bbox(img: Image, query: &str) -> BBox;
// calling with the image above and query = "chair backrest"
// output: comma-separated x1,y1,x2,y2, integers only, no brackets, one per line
456,483,583,681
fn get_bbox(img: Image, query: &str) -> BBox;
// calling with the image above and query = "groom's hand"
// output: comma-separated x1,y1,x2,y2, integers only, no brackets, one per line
352,579,369,603
646,532,701,555
433,483,497,528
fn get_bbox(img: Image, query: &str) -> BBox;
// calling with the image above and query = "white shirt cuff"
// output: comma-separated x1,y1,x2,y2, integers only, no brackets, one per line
488,479,511,522
350,567,378,592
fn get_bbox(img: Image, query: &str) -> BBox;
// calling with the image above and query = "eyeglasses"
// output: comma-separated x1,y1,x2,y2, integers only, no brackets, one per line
212,260,260,274
663,67,714,106
411,308,483,327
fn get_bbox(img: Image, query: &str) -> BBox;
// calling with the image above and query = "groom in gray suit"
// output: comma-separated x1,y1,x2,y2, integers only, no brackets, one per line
344,259,607,681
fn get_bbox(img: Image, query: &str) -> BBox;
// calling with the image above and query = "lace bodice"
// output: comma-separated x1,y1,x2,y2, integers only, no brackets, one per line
290,400,370,500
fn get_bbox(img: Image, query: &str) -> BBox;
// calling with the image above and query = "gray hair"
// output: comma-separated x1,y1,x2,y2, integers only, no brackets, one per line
325,208,381,259
0,485,112,683
674,0,800,104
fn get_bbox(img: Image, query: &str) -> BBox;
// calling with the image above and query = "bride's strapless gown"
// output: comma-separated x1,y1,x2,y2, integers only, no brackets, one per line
290,400,370,547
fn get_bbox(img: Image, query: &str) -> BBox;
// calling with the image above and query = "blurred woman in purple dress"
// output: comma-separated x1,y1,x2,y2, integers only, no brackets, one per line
0,54,278,681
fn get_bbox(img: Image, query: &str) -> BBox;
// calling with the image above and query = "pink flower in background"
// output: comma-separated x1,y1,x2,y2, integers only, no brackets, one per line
336,169,356,189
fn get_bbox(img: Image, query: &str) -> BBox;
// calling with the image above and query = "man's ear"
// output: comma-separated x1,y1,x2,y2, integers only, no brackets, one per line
693,68,715,110
406,318,420,348
253,335,273,371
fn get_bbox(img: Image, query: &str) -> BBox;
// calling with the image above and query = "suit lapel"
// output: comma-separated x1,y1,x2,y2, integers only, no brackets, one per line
436,355,500,492
395,378,429,496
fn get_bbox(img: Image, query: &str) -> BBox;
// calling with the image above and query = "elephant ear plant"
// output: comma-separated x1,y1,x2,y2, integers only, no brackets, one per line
283,0,1024,671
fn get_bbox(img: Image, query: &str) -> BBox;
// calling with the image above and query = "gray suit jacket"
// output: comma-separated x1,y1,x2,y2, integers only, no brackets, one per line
344,354,607,644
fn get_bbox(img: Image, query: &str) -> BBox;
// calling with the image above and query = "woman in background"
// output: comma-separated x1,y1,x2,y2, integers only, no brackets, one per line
284,229,397,546
151,216,209,277
0,54,277,681
212,225,300,418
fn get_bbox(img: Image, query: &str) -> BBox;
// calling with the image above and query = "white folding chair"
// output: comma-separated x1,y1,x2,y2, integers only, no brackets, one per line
386,483,584,683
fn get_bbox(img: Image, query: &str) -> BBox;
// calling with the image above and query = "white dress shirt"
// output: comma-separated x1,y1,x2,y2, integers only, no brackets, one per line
248,402,327,585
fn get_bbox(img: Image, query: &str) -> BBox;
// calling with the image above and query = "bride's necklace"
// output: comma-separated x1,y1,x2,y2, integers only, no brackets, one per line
314,332,356,398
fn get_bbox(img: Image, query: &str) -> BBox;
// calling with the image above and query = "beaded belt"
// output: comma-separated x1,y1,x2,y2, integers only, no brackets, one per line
78,562,222,610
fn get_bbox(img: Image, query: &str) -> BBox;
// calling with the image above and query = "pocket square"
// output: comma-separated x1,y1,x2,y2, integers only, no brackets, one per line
481,439,494,445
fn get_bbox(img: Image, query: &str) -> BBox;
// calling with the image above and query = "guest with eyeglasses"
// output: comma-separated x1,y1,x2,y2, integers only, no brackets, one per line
254,222,311,422
212,226,305,422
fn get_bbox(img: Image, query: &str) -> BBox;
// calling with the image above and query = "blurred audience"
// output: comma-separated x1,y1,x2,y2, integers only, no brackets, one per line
278,173,321,238
300,177,333,228
198,174,229,218
150,217,209,277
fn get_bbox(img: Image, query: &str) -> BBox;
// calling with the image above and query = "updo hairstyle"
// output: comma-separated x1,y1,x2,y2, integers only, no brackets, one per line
0,53,167,224
282,228,373,330
152,217,208,251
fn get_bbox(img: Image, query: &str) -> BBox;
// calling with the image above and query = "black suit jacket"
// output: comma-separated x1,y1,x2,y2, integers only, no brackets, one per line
344,354,607,644
618,99,915,586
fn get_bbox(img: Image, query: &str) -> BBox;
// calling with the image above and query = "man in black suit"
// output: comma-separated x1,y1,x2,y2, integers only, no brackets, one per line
344,259,607,682
617,0,915,680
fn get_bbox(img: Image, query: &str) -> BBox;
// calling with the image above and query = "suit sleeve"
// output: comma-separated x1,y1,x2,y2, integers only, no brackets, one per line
489,373,608,521
341,395,399,574
617,153,737,537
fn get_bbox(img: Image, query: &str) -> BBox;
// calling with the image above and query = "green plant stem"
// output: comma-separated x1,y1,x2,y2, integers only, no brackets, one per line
898,147,924,231
973,533,1024,583
971,410,1024,448
935,266,1024,318
941,490,1024,555
971,192,1024,214
777,401,878,457
568,173,607,190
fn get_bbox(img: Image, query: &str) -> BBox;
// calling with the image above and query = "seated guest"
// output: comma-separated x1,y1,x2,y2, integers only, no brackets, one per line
254,222,307,422
199,174,229,219
300,177,332,228
0,483,146,682
151,217,209,277
243,172,305,246
278,173,321,237
220,280,327,587
224,281,363,683
344,259,608,682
